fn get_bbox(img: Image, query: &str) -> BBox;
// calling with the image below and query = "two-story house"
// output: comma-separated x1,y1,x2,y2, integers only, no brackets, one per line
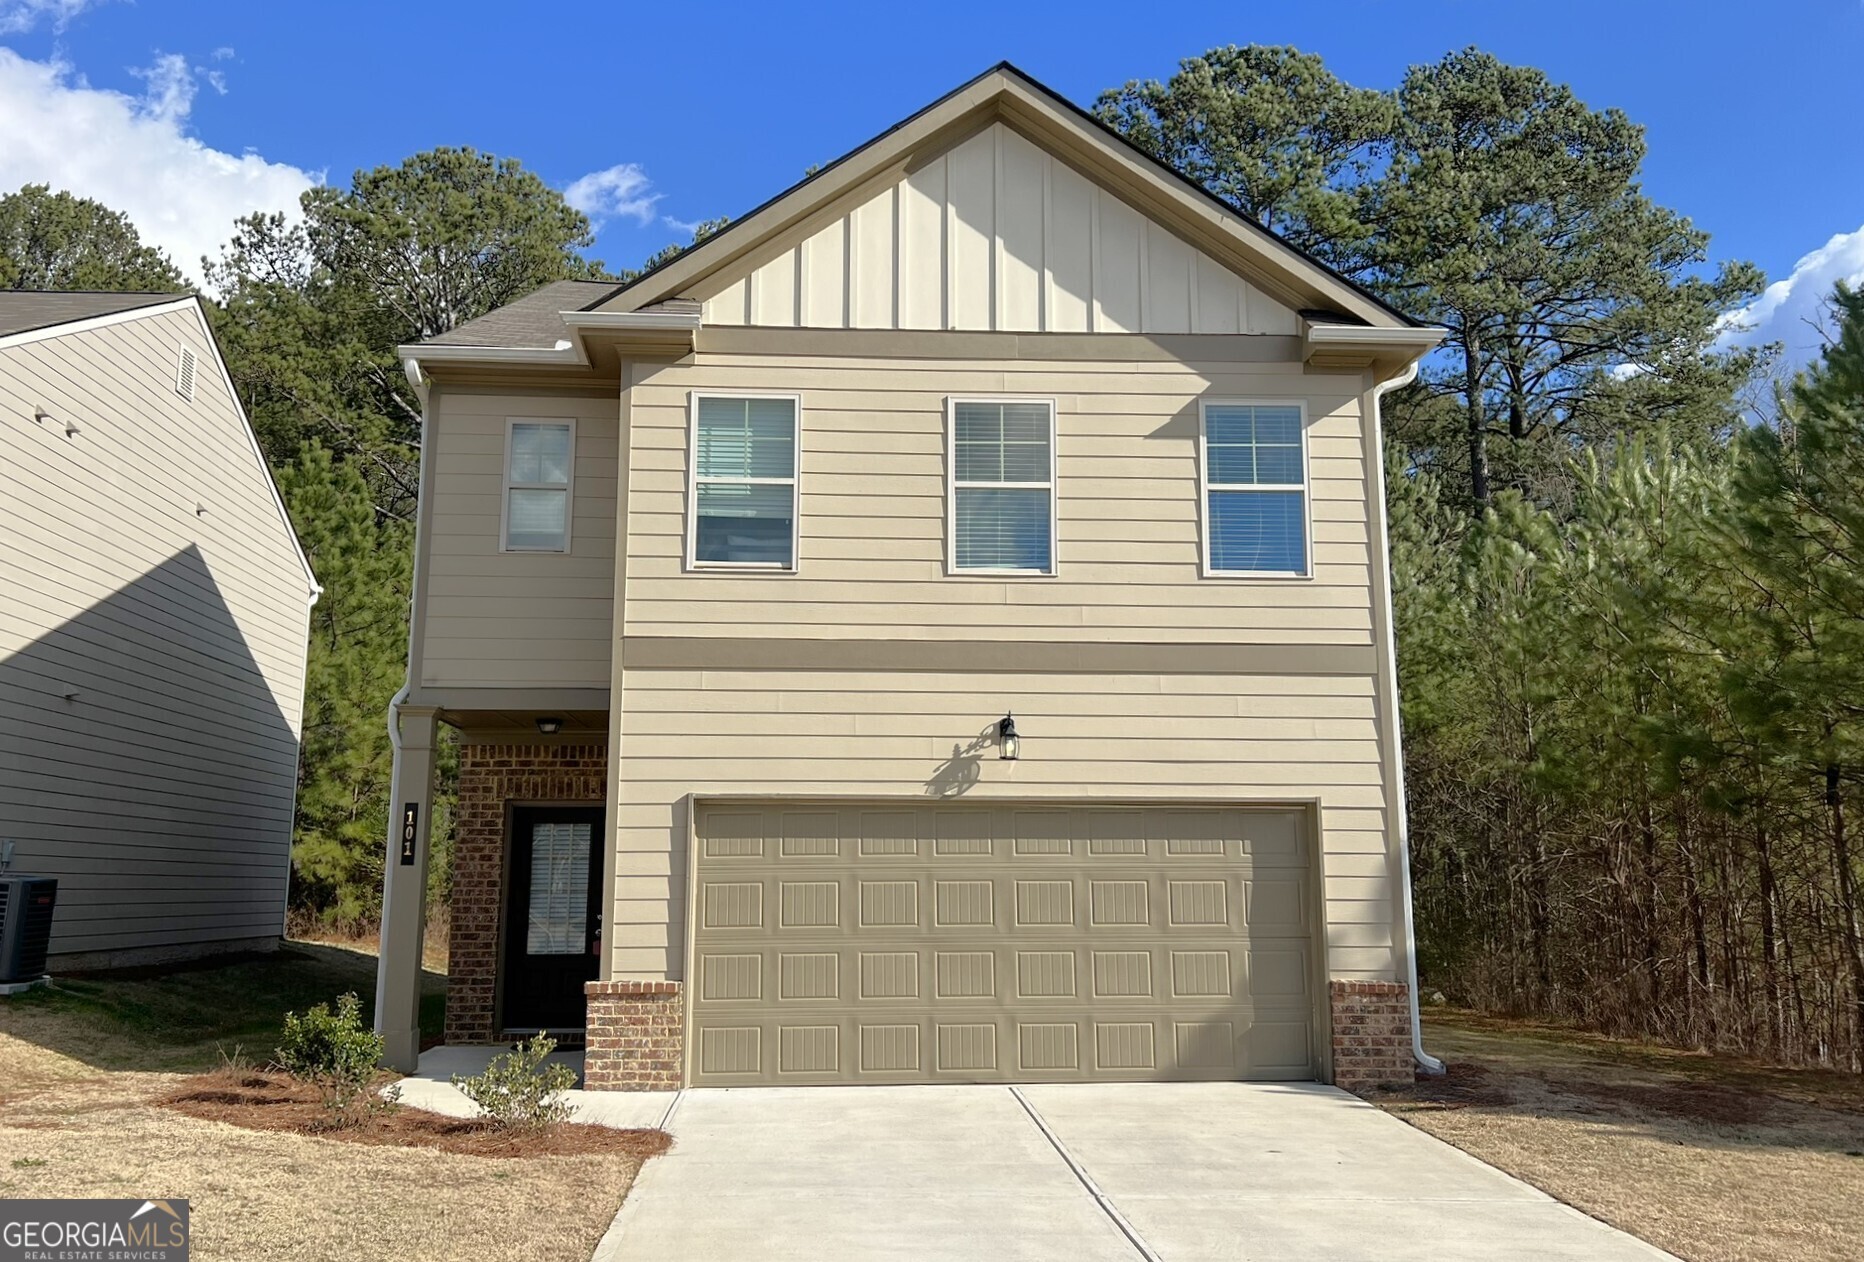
2,291,317,970
375,64,1444,1092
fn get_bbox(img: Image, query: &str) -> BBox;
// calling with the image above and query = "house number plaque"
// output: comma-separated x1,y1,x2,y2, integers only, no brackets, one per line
399,804,419,865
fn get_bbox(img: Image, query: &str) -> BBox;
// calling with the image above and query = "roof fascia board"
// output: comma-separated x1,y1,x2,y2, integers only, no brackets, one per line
607,66,1417,330
991,82,1399,327
604,78,1005,311
180,298,321,599
0,296,195,351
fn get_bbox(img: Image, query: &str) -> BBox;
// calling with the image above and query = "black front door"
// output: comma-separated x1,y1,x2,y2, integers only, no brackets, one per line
502,806,604,1032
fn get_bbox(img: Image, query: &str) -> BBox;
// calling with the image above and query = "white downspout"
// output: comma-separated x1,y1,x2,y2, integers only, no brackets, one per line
1370,361,1445,1076
383,356,428,857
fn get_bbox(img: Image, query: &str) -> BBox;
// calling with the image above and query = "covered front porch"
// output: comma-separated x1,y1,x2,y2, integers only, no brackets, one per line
375,703,611,1071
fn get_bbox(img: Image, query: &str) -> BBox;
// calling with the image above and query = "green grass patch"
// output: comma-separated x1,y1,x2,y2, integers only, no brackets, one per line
2,942,445,1074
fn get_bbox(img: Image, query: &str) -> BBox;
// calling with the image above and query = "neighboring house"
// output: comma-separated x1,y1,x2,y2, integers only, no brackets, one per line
376,64,1444,1091
0,292,317,969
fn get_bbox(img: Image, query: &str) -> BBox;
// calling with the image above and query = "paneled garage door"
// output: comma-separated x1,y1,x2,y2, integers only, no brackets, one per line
687,803,1317,1086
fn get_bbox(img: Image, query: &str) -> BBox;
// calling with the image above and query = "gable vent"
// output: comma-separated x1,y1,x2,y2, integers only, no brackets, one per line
175,345,198,401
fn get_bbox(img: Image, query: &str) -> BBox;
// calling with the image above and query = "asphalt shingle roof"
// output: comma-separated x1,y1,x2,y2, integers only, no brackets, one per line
422,279,626,348
0,291,186,339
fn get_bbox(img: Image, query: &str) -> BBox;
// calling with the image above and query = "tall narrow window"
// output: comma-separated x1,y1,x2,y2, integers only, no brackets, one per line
1202,401,1309,576
504,419,574,552
949,399,1055,574
690,394,799,569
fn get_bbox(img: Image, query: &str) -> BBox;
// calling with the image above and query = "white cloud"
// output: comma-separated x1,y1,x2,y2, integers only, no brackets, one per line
0,0,104,35
1717,225,1864,369
0,47,317,286
564,162,660,229
661,214,708,236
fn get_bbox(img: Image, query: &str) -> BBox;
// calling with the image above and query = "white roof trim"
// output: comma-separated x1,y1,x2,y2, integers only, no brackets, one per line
1,294,318,599
0,296,196,351
178,298,321,601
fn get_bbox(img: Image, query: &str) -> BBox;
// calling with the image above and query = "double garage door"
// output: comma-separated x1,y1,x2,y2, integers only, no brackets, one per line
688,803,1317,1086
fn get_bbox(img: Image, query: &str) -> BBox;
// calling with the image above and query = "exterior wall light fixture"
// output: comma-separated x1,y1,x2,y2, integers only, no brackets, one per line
535,717,564,735
998,712,1020,761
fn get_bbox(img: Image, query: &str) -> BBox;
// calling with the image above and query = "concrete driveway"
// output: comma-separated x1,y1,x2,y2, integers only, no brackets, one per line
593,1081,1674,1261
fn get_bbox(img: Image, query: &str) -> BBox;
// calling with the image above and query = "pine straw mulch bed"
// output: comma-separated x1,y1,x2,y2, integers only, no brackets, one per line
158,1067,672,1160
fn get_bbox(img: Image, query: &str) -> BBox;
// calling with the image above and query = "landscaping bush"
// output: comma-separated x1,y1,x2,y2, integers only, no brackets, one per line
276,991,391,1120
452,1033,577,1131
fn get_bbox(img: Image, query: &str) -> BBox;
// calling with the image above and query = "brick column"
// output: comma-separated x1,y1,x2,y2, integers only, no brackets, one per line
1329,980,1414,1092
583,981,684,1091
445,741,607,1045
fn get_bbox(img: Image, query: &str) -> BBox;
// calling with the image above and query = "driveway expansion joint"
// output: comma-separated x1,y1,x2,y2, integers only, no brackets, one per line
1009,1086,1163,1262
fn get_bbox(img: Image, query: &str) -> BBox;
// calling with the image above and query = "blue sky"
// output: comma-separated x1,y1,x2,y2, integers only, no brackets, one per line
3,0,1860,364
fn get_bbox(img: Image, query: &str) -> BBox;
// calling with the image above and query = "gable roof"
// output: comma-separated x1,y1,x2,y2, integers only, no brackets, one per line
0,291,319,599
0,290,185,339
600,62,1426,331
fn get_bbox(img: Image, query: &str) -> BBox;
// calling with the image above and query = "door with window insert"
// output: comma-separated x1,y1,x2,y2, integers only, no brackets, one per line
503,806,604,1031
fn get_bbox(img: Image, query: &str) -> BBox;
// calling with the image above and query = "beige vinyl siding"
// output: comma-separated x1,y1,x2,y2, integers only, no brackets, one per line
419,387,618,688
700,122,1301,337
609,668,1395,986
621,349,1370,643
0,306,311,957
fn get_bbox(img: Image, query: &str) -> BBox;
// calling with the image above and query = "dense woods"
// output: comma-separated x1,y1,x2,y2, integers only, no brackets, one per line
4,45,1858,1068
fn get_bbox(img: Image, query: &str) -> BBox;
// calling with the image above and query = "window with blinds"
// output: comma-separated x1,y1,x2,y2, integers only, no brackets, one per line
504,419,574,551
526,820,592,955
690,394,799,568
949,399,1055,574
1202,402,1309,576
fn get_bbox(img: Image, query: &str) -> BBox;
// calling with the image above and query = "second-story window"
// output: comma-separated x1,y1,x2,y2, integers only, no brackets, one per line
689,393,799,569
1201,401,1309,577
948,398,1056,575
504,419,574,552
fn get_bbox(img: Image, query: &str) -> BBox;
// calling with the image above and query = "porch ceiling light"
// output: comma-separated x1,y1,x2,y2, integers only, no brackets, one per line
536,716,564,735
998,712,1020,761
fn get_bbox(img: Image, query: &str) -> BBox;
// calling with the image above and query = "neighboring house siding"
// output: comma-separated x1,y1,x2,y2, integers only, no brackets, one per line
418,387,619,690
622,344,1373,643
700,122,1303,337
0,306,311,957
605,340,1393,988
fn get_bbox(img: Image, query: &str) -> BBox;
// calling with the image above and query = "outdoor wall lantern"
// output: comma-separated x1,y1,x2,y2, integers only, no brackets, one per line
998,712,1020,761
536,717,564,735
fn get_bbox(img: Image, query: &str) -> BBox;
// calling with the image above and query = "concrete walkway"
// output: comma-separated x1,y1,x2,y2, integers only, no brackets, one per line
592,1082,1677,1262
399,1046,677,1129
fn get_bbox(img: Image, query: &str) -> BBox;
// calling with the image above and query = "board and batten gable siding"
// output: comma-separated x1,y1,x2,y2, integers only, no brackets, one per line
418,387,618,689
699,122,1303,338
0,305,312,957
605,338,1397,989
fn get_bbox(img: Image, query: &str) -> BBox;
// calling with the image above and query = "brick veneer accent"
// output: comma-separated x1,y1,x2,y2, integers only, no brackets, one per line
583,980,685,1091
445,741,608,1045
1329,980,1415,1092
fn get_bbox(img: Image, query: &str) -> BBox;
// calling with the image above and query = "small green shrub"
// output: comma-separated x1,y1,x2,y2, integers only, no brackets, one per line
276,992,384,1120
451,1033,577,1131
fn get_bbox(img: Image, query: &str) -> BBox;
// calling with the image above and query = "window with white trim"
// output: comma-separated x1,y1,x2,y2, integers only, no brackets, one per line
504,419,574,552
948,398,1055,574
1201,401,1309,576
689,394,799,569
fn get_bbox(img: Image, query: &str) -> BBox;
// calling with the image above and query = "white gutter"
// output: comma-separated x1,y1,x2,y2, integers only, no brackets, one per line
1370,360,1444,1076
392,341,587,368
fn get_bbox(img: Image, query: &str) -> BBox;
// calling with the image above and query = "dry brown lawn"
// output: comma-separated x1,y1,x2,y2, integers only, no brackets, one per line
0,943,654,1261
1376,1009,1864,1262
